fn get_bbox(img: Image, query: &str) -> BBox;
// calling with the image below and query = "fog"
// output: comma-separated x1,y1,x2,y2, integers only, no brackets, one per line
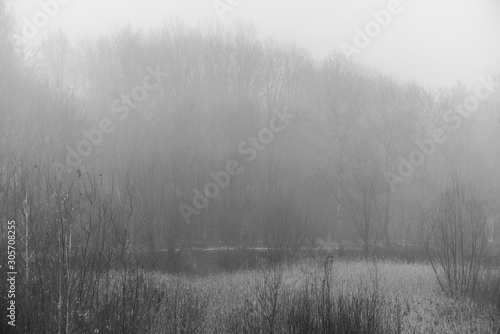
1,0,500,332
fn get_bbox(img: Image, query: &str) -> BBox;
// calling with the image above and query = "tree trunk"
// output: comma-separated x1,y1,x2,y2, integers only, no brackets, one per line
383,192,392,249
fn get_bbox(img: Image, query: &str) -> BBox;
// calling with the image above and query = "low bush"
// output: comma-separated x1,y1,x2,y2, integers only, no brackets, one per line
224,259,404,334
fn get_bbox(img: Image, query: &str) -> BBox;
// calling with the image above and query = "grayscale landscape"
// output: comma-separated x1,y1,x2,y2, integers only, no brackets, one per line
1,0,500,333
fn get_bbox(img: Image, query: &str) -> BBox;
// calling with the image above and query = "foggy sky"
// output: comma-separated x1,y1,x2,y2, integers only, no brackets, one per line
4,0,500,88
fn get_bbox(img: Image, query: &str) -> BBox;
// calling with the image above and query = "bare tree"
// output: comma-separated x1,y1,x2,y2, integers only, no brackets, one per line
316,54,365,247
422,173,490,296
343,141,382,256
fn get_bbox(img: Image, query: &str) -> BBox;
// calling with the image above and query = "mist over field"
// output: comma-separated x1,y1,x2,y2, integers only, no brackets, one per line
1,0,500,333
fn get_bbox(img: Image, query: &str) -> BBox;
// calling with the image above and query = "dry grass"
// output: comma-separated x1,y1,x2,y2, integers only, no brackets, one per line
147,258,499,333
4,257,500,333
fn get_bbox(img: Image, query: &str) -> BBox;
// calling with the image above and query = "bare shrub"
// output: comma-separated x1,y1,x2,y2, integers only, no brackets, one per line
422,173,490,297
225,258,404,334
285,259,403,334
150,277,209,334
224,261,287,334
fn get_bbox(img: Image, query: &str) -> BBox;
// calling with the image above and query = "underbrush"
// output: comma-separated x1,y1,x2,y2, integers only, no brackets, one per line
474,265,500,312
223,259,403,334
2,257,500,333
1,264,209,334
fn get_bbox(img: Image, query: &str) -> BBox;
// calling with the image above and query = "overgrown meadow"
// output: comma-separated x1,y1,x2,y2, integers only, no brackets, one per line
2,250,500,333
